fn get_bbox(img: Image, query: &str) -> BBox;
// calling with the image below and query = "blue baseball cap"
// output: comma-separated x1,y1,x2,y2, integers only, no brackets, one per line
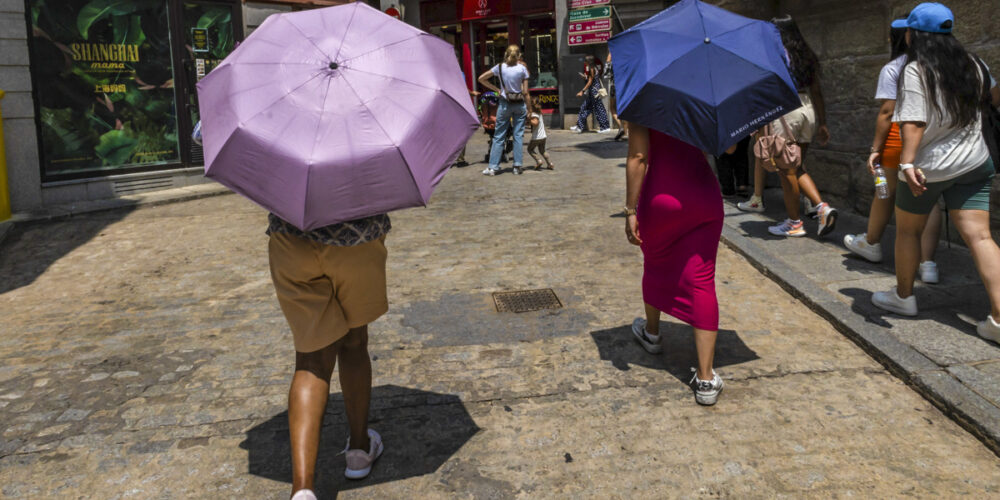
891,3,954,33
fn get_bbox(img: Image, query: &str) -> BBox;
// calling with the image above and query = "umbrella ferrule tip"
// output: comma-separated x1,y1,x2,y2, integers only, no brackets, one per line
704,37,710,43
328,62,339,70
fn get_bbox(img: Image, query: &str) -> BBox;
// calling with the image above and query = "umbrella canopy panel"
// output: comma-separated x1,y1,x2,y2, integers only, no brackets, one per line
198,3,478,230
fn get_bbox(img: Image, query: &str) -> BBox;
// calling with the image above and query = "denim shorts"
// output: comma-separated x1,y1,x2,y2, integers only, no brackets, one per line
896,159,995,215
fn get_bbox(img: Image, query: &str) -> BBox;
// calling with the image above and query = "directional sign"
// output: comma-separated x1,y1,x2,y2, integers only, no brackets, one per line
569,0,610,8
568,31,611,46
568,5,611,22
568,18,611,34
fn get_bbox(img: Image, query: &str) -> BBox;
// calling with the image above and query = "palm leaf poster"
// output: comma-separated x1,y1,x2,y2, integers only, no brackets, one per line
27,0,180,178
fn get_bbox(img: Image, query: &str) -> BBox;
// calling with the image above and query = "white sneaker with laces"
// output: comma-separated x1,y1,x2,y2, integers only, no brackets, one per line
844,233,883,262
344,429,384,480
689,369,724,406
569,125,584,133
291,490,317,500
737,195,764,213
919,261,939,284
977,316,1000,344
631,317,662,354
871,287,918,316
597,128,613,134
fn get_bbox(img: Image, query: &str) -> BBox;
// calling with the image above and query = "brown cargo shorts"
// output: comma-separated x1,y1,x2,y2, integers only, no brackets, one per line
268,232,388,353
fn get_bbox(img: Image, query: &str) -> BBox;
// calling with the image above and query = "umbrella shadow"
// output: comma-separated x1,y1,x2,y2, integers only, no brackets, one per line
0,207,135,295
590,323,759,384
573,140,628,160
240,385,480,498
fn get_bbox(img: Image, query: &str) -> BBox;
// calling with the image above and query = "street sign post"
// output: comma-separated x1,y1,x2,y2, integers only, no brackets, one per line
569,0,610,8
568,5,611,22
568,31,611,46
568,18,611,34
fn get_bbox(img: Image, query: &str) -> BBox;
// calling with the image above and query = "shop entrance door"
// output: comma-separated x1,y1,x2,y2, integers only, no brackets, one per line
472,20,512,87
172,0,243,166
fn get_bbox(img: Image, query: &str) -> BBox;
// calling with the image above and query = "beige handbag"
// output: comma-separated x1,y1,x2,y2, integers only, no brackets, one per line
753,116,801,172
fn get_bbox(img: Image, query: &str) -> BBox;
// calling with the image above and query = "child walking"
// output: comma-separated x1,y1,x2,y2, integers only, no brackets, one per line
527,97,554,170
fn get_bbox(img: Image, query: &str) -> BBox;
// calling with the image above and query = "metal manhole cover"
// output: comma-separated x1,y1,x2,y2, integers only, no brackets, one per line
493,289,563,313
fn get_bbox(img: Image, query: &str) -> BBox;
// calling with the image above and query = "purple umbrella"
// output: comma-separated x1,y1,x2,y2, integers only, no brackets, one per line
196,3,478,230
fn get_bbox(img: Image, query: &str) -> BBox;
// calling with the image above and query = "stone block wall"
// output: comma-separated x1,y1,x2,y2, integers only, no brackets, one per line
0,0,42,211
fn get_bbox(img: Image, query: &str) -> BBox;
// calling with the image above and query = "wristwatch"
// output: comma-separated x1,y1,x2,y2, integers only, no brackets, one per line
623,206,637,216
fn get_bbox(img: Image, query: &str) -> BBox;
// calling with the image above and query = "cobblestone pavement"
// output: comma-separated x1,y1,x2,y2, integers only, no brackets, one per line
2,131,999,498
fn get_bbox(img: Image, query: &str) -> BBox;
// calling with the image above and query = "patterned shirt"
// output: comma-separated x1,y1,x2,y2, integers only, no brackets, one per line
266,213,391,247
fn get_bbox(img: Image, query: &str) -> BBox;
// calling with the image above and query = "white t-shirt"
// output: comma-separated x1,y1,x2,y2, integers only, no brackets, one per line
893,60,994,182
875,56,907,100
530,112,546,141
491,63,530,100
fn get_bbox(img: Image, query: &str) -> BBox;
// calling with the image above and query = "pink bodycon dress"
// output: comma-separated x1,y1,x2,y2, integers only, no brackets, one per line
637,131,723,331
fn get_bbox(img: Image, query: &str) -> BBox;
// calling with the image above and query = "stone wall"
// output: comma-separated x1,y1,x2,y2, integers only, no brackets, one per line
0,0,42,211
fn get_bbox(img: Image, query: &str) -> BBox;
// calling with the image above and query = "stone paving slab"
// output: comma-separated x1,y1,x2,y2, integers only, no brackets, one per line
720,188,1000,454
2,131,1000,497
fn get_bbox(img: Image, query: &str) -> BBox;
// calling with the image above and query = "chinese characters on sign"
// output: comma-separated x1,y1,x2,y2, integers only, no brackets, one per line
567,0,612,46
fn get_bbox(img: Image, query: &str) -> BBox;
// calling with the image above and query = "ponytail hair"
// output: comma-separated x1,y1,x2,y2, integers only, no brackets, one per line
504,45,521,66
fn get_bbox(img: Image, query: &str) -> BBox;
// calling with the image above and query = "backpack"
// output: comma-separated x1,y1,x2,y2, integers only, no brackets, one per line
974,58,1000,170
753,116,802,172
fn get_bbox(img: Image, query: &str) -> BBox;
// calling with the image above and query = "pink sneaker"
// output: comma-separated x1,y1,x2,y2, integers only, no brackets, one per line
344,429,384,479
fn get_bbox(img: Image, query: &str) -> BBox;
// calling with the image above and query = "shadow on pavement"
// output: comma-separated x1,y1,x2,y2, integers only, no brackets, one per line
0,208,135,295
241,384,480,498
590,323,759,384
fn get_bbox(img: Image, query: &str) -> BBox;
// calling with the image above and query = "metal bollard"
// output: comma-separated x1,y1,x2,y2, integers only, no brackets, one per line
0,89,9,221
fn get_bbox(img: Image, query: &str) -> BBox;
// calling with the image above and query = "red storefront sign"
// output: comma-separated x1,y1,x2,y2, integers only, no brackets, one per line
569,0,610,8
568,18,610,34
460,0,513,20
568,31,610,46
384,6,401,19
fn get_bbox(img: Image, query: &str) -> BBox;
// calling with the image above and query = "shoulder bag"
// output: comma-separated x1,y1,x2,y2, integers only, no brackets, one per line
501,64,524,103
753,116,802,172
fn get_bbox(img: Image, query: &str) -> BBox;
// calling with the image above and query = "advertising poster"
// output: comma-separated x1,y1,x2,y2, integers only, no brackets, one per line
27,0,180,178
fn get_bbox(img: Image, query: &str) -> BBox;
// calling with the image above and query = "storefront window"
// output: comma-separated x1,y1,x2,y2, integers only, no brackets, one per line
27,0,181,179
182,2,237,159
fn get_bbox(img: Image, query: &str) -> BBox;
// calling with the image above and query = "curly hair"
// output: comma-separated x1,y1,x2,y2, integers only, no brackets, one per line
771,15,820,90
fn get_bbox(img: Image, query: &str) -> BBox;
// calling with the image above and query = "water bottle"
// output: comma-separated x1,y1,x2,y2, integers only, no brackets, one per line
874,165,889,199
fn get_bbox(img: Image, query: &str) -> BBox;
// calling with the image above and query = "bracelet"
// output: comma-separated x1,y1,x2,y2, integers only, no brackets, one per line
869,147,881,154
623,206,636,216
899,163,915,171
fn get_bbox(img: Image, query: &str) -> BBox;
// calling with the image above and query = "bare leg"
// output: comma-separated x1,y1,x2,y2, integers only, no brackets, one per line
644,302,662,335
866,169,898,244
338,326,372,452
779,168,802,220
694,328,718,381
527,141,544,169
539,140,553,169
289,341,340,494
921,202,943,262
951,209,1000,318
752,162,766,198
894,208,931,298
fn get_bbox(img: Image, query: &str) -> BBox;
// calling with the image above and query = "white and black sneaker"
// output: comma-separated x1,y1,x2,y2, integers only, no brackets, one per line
689,369,724,406
631,317,662,354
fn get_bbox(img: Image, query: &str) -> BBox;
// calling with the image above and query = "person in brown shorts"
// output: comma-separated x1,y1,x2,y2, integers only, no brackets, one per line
267,213,390,500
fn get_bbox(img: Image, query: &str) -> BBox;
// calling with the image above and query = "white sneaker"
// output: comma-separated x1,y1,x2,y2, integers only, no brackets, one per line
597,128,613,134
481,168,496,176
689,369,724,406
631,317,662,354
976,316,1000,345
737,195,764,213
871,287,918,316
569,125,584,133
344,429,384,480
768,219,806,237
844,233,883,262
291,490,317,500
816,203,838,237
919,261,939,284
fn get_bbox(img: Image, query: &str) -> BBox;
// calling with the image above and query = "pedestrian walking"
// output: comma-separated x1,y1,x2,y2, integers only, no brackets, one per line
843,18,943,283
715,136,750,197
570,55,612,134
604,52,628,142
527,96,554,170
478,44,531,176
737,15,840,239
870,3,1000,347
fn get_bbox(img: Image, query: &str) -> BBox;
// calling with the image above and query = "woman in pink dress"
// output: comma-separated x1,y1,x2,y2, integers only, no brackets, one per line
624,124,726,405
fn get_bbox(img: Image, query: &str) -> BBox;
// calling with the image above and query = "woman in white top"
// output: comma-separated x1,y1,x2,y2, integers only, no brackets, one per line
871,3,1000,345
844,18,944,284
478,45,531,176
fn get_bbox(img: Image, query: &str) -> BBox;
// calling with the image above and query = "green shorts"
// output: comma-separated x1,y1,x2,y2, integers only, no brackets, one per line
896,159,995,215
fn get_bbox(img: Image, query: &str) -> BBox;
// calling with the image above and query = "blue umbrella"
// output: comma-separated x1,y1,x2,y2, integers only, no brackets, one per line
609,0,801,155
